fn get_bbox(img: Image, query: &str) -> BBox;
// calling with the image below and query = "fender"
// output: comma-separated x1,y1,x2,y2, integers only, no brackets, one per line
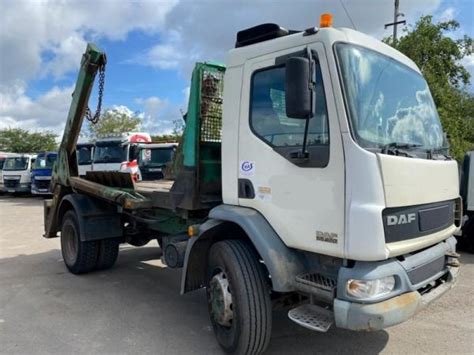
58,194,123,242
180,204,305,294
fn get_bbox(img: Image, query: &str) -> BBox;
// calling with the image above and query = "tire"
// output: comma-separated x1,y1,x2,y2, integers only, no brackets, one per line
206,240,272,355
60,210,98,274
461,218,474,253
96,239,119,270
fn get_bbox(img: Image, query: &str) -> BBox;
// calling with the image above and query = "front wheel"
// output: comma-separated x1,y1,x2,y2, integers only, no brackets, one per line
206,240,272,355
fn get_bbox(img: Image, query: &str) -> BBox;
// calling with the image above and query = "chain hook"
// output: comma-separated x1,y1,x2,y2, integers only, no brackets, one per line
85,54,107,125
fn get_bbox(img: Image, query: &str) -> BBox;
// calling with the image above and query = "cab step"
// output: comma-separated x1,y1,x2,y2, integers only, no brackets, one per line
288,304,334,332
294,272,336,303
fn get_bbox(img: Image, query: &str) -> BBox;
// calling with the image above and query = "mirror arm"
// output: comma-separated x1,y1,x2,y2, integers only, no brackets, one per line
299,47,315,158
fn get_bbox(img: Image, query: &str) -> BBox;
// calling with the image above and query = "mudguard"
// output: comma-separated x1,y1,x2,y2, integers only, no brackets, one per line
58,194,123,242
180,204,305,294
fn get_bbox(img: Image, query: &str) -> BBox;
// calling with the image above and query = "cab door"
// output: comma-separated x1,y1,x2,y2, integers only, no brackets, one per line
237,43,346,257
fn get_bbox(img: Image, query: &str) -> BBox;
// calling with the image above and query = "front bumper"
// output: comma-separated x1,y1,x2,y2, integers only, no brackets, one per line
333,266,459,330
2,183,31,193
333,236,459,331
31,186,52,195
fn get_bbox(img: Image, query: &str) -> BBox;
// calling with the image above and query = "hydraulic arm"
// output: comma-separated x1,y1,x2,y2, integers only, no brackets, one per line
44,43,106,238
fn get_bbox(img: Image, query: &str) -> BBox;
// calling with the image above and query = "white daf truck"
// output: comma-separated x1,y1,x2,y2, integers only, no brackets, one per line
2,154,37,193
44,15,461,355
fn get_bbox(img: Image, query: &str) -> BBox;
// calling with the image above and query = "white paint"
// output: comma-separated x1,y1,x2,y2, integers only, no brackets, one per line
234,42,346,258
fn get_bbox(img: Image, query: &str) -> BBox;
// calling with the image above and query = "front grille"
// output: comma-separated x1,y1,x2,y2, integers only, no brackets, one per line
383,200,455,243
407,256,446,285
34,179,51,190
4,179,20,188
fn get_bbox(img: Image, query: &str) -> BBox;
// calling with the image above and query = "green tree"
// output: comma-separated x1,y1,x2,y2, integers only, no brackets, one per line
385,15,474,160
88,107,142,138
0,128,57,153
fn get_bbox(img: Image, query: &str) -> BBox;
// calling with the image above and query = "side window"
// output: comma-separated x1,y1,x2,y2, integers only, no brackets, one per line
250,62,329,148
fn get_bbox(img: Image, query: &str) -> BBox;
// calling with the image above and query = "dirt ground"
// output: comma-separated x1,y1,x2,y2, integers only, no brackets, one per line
0,195,473,354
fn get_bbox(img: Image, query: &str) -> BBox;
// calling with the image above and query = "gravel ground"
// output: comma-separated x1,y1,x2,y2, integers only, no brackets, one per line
0,195,473,354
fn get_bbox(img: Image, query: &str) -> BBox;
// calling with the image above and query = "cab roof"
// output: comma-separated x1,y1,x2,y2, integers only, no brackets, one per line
227,25,420,74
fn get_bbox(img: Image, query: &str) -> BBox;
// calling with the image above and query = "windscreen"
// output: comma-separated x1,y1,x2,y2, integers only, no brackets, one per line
93,141,126,164
34,154,57,169
77,145,93,165
0,158,5,170
139,147,175,167
336,43,444,150
4,157,29,171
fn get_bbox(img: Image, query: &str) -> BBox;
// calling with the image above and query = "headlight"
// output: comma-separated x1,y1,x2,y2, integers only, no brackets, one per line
346,276,395,299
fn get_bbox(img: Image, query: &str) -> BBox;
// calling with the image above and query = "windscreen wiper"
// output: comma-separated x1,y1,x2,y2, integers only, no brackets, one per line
381,142,421,157
426,147,451,160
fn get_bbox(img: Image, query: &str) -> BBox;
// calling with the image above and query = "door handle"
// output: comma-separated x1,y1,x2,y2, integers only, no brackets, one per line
238,179,255,199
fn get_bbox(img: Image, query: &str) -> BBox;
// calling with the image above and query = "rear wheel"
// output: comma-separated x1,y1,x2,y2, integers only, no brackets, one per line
60,210,98,274
206,240,272,355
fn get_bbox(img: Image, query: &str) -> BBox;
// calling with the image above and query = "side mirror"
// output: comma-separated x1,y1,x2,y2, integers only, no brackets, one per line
285,57,312,119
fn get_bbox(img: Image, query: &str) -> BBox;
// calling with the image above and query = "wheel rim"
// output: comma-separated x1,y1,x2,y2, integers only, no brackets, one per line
209,271,234,327
62,222,78,265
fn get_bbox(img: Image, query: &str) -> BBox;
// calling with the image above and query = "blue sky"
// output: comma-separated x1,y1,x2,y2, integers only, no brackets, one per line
0,0,473,136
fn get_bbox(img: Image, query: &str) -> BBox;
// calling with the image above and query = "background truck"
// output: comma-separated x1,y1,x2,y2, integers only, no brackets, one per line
2,154,37,194
44,15,462,355
458,151,474,250
120,142,178,181
92,132,151,172
31,151,57,195
0,152,16,194
76,142,94,177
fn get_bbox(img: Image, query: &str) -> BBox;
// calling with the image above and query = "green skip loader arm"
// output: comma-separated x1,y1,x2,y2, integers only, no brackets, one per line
44,43,106,238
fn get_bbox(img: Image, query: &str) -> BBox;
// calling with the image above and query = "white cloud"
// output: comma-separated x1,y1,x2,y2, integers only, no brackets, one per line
0,0,178,84
134,90,190,135
0,83,73,134
42,34,88,79
439,7,456,22
462,54,474,68
139,0,442,75
135,96,175,134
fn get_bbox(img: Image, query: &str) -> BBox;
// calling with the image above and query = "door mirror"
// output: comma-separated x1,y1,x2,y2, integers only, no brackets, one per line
285,57,312,119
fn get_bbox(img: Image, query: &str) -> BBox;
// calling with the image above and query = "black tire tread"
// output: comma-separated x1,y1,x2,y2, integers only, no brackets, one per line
210,239,271,355
96,239,119,270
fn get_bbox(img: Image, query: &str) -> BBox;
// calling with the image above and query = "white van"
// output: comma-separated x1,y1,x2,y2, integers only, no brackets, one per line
2,154,37,193
0,152,17,193
92,132,151,172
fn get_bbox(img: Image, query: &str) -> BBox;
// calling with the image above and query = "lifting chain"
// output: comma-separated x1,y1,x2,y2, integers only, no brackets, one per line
85,56,106,125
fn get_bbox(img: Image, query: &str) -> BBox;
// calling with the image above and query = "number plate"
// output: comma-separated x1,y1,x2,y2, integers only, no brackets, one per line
148,168,162,172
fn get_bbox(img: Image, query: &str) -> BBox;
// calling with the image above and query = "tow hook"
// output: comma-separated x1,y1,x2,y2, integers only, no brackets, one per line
446,251,460,267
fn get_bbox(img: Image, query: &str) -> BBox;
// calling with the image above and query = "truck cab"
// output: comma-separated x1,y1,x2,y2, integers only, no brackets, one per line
92,132,151,172
31,152,57,195
2,154,37,193
76,142,94,177
0,152,16,193
120,142,178,181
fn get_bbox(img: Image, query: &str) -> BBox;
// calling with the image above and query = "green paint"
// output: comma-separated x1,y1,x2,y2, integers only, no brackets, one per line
182,62,226,168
